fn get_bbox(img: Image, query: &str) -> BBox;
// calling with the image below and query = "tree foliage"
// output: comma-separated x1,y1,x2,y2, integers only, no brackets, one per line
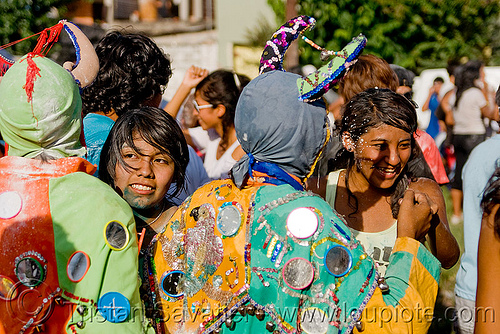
0,0,73,55
269,0,500,73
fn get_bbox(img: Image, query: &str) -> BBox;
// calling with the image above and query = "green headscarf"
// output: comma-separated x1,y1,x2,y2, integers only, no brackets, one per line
0,55,86,158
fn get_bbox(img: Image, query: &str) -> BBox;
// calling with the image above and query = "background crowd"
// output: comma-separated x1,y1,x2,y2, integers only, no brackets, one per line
1,2,500,334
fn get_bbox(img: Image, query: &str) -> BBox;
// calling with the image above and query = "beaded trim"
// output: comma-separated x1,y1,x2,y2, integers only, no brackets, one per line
19,287,62,334
344,271,380,334
63,24,82,88
201,287,250,333
244,192,257,285
247,298,295,334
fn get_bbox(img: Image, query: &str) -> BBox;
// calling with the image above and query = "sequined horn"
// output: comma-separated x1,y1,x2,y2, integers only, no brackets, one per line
297,34,367,102
259,15,316,75
62,21,99,88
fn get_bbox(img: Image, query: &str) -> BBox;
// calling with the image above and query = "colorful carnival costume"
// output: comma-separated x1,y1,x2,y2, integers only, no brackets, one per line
148,16,441,334
0,22,150,333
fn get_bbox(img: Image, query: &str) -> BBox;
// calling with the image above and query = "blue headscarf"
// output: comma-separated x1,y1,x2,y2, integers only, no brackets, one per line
231,70,329,188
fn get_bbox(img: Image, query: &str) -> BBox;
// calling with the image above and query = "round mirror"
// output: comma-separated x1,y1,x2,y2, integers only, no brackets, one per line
16,257,44,287
67,251,90,282
216,204,242,237
0,275,17,300
282,257,314,290
324,245,352,277
161,270,184,298
104,220,129,251
0,191,22,219
287,207,318,239
97,291,131,323
300,307,329,334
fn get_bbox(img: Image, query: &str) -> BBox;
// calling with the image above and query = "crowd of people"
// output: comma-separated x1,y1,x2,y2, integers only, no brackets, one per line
0,14,499,334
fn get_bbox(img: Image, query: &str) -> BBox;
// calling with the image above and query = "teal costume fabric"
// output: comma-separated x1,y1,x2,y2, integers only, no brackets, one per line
149,15,442,334
247,184,377,333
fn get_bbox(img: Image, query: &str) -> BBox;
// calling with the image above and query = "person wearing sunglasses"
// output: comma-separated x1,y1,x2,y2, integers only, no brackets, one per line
183,70,250,180
81,30,210,205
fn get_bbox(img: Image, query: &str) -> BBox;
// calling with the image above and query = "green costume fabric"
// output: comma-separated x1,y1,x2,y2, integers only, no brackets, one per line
0,55,85,158
50,171,149,333
0,156,151,333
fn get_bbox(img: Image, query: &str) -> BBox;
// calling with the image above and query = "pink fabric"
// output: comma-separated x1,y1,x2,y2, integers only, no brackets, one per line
414,129,449,185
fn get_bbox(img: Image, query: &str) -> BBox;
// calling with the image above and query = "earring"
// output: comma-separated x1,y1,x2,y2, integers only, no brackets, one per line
342,133,354,152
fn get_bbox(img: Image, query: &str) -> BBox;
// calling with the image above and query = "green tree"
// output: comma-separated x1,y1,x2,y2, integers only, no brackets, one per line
0,0,73,55
269,0,500,73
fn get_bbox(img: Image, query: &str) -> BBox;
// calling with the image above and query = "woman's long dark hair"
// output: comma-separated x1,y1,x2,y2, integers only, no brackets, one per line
481,165,500,238
99,106,189,199
196,70,250,150
330,88,418,218
455,60,483,107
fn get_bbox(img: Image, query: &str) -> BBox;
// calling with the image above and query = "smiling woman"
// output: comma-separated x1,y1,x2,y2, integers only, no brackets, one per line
323,88,459,274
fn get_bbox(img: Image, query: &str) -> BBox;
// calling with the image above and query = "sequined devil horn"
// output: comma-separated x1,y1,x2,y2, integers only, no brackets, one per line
62,21,99,88
297,34,367,102
259,15,316,75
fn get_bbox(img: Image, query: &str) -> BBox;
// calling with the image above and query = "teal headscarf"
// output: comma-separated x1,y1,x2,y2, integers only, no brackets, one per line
0,55,85,158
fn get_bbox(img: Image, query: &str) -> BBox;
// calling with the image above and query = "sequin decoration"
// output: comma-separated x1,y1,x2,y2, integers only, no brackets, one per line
224,256,239,289
212,275,223,289
103,220,129,251
16,257,45,287
214,183,232,201
259,15,316,74
216,202,244,237
324,245,352,277
97,291,131,323
300,307,329,334
183,203,224,297
0,275,17,300
0,191,22,219
297,34,367,102
160,270,184,298
286,207,318,239
67,251,90,283
282,257,314,290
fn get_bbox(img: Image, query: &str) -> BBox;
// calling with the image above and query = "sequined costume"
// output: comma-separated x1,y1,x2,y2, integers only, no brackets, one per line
148,16,441,334
149,177,440,333
0,21,151,333
0,156,147,333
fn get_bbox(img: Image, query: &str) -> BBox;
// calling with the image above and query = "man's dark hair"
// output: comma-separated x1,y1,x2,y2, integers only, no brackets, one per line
99,106,189,198
81,31,171,117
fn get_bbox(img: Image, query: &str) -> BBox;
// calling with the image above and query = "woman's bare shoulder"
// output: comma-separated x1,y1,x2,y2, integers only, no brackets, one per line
409,177,443,197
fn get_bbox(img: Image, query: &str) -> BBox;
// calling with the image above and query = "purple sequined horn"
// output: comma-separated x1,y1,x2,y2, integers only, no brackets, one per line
259,15,316,75
62,21,99,88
